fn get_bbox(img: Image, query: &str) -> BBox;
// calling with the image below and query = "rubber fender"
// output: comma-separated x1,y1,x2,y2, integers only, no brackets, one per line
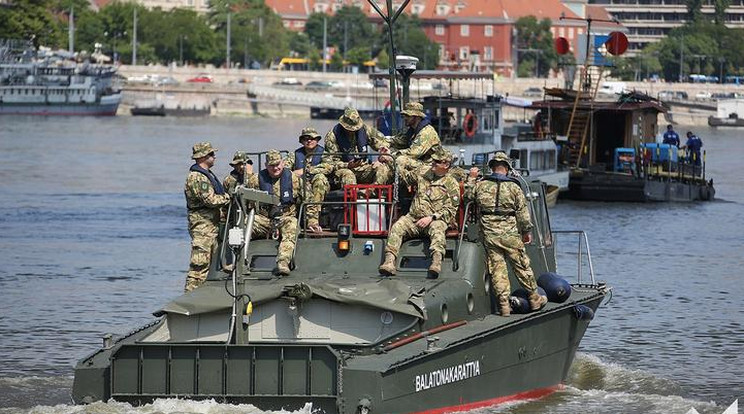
573,304,595,321
510,287,547,314
537,272,572,303
508,295,531,314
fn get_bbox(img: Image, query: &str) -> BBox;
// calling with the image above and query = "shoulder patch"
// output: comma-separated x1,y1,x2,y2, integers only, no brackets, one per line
200,182,209,191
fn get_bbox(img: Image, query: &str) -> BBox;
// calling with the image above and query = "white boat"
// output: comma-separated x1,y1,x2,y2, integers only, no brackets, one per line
708,99,744,127
0,39,122,116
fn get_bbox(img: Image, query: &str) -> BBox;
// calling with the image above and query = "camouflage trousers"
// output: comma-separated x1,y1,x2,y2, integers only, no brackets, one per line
334,162,392,186
384,214,448,257
304,173,329,227
251,214,298,264
185,216,220,292
484,232,537,299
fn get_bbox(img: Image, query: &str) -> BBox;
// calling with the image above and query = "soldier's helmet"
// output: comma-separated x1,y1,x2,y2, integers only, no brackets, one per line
299,127,322,142
192,141,217,159
265,149,283,166
431,147,453,165
229,151,250,166
338,107,364,131
400,102,426,118
488,151,512,170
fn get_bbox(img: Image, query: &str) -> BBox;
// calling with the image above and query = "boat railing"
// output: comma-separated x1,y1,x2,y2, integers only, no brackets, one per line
551,230,596,285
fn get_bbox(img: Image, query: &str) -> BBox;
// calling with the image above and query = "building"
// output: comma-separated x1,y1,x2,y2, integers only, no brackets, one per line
92,0,209,13
265,0,621,75
591,0,744,53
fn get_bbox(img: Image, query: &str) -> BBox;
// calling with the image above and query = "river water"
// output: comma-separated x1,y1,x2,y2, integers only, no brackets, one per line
0,116,742,413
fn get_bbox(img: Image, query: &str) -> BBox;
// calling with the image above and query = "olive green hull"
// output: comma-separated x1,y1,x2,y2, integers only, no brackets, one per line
72,291,603,413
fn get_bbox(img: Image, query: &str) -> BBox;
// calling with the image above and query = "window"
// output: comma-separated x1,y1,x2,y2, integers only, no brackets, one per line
484,25,493,37
484,46,493,60
435,24,445,35
460,24,469,37
459,46,469,60
439,43,446,59
294,20,305,28
558,27,565,37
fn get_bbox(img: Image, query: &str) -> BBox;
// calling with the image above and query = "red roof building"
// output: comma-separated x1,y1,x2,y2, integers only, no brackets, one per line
265,0,622,76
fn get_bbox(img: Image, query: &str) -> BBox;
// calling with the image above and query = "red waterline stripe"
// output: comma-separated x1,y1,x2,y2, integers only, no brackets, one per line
411,384,562,414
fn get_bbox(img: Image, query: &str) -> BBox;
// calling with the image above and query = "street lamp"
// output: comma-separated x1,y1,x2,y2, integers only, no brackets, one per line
104,30,126,63
179,35,187,66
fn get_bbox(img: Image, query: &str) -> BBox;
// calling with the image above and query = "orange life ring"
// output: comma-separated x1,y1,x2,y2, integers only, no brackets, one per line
463,113,477,138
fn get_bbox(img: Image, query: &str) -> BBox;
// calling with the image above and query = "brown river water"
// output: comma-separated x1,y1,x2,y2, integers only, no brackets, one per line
0,116,742,413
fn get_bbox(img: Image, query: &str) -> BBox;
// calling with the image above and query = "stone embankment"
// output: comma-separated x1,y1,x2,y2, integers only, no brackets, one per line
118,64,742,124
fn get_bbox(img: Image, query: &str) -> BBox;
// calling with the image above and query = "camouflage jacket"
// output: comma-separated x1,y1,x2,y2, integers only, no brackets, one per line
319,124,388,173
388,121,441,162
404,168,460,224
464,176,532,235
223,166,251,195
245,169,303,218
185,170,230,219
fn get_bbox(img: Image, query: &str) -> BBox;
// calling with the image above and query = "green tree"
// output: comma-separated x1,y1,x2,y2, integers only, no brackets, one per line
346,46,370,67
329,6,375,57
379,14,439,70
514,16,558,78
0,0,60,47
330,51,344,71
376,48,389,68
714,0,731,25
304,12,327,49
685,0,704,24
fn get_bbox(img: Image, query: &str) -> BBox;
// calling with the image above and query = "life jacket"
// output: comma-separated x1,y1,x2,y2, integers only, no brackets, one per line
190,163,226,195
481,173,521,216
405,118,431,144
259,168,293,206
333,123,369,162
294,145,325,169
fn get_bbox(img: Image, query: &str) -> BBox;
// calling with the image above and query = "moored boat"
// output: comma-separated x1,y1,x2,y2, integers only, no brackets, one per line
0,39,122,116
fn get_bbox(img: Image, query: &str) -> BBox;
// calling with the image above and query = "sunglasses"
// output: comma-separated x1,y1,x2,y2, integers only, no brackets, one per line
207,152,216,157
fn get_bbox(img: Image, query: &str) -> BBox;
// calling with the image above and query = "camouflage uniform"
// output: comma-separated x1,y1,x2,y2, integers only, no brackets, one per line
380,149,460,276
184,142,231,292
464,153,541,312
223,151,252,195
319,108,392,187
244,150,302,273
285,127,329,227
387,102,442,184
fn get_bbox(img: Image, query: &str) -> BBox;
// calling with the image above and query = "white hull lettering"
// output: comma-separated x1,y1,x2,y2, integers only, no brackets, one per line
414,361,481,392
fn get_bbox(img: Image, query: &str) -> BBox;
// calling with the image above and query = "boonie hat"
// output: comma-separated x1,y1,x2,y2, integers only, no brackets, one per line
229,151,250,166
338,107,363,131
299,127,322,142
401,102,425,118
192,141,217,159
431,147,453,164
265,149,283,166
488,151,512,169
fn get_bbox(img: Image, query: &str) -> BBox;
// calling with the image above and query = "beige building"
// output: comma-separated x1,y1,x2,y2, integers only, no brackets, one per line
92,0,209,13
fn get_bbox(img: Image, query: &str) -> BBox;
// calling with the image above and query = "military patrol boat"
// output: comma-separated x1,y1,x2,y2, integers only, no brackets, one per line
72,163,609,412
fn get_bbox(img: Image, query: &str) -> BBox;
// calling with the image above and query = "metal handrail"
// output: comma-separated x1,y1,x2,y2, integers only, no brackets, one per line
551,230,596,285
453,201,474,271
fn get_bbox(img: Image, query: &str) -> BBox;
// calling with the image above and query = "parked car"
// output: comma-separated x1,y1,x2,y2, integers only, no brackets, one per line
273,77,302,86
305,81,334,91
522,87,543,97
187,74,213,83
156,76,179,87
658,90,688,100
372,78,388,88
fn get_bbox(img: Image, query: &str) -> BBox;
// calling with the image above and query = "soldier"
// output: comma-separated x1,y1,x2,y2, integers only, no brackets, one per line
378,148,460,278
286,127,329,233
320,107,393,188
223,151,252,195
464,152,547,316
380,102,441,184
244,149,302,276
184,142,231,292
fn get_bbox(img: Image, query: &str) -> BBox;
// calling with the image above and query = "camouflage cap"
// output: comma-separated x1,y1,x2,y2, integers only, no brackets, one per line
229,151,250,166
192,141,217,159
488,151,512,169
265,149,283,166
338,107,363,131
299,126,322,142
431,147,453,164
401,102,425,118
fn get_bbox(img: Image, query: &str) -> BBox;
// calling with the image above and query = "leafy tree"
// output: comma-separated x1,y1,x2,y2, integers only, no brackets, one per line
328,6,375,57
376,48,389,68
304,12,327,49
330,51,344,71
288,31,313,56
514,16,558,78
0,0,60,47
685,0,704,24
714,0,731,25
346,46,370,66
379,13,438,70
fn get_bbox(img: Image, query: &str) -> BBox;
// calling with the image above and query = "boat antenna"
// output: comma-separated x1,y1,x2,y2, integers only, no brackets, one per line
365,0,412,133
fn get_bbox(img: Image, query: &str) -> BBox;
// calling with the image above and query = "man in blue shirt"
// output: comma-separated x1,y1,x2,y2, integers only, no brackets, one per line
662,124,680,147
683,131,703,166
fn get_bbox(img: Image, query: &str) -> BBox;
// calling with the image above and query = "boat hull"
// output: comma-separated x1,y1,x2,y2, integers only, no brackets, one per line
72,293,603,413
0,96,121,116
564,170,715,202
708,115,744,127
